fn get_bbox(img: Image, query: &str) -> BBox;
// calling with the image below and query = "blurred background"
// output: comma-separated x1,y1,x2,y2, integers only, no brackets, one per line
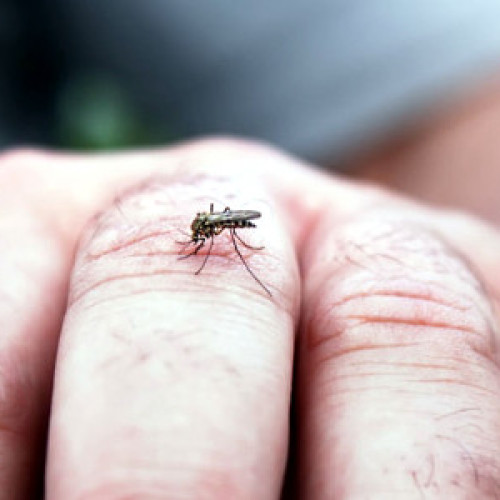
2,0,500,170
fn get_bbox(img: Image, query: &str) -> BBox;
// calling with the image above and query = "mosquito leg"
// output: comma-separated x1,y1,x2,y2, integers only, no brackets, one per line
178,240,205,260
175,229,194,245
195,236,214,275
176,239,195,255
233,229,264,250
230,229,272,297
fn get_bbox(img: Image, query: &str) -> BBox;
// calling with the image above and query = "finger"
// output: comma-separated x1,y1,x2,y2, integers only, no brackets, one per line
46,174,299,499
298,200,500,499
0,139,299,499
0,148,183,499
0,158,77,499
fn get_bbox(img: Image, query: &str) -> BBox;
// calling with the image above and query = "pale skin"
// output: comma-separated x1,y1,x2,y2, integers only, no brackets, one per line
2,136,500,499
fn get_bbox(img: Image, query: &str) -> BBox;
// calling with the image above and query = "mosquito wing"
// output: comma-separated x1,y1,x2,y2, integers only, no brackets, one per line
206,209,261,224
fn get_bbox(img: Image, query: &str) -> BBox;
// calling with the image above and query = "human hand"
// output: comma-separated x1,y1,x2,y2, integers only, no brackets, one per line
349,78,500,228
2,139,500,499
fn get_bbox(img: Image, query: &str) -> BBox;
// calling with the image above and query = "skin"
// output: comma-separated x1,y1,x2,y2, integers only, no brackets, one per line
350,76,500,227
2,138,500,499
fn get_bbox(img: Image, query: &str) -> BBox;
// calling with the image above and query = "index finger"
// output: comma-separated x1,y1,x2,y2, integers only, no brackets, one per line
46,167,299,499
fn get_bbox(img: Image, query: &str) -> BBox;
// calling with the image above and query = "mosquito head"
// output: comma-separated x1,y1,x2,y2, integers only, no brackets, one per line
190,217,199,233
190,212,206,237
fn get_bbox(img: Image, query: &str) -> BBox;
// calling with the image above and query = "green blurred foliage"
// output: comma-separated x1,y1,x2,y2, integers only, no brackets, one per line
56,74,176,150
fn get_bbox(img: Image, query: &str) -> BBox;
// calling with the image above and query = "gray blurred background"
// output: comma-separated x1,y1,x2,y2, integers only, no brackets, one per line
2,0,500,164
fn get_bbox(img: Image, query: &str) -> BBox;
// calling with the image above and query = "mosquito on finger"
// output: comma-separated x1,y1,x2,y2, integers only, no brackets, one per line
178,203,272,297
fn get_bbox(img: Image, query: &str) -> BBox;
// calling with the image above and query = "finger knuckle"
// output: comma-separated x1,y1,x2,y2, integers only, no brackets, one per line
0,147,49,167
306,218,497,367
68,182,181,310
0,148,50,192
67,174,278,311
181,135,277,157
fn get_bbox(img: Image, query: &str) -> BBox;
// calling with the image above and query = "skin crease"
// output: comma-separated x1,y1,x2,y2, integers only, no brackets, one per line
0,125,500,498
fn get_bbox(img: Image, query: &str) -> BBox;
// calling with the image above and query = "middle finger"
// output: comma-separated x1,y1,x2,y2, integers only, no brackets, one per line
46,171,299,499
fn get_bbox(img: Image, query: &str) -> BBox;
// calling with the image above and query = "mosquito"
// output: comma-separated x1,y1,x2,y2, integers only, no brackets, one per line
178,203,272,297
